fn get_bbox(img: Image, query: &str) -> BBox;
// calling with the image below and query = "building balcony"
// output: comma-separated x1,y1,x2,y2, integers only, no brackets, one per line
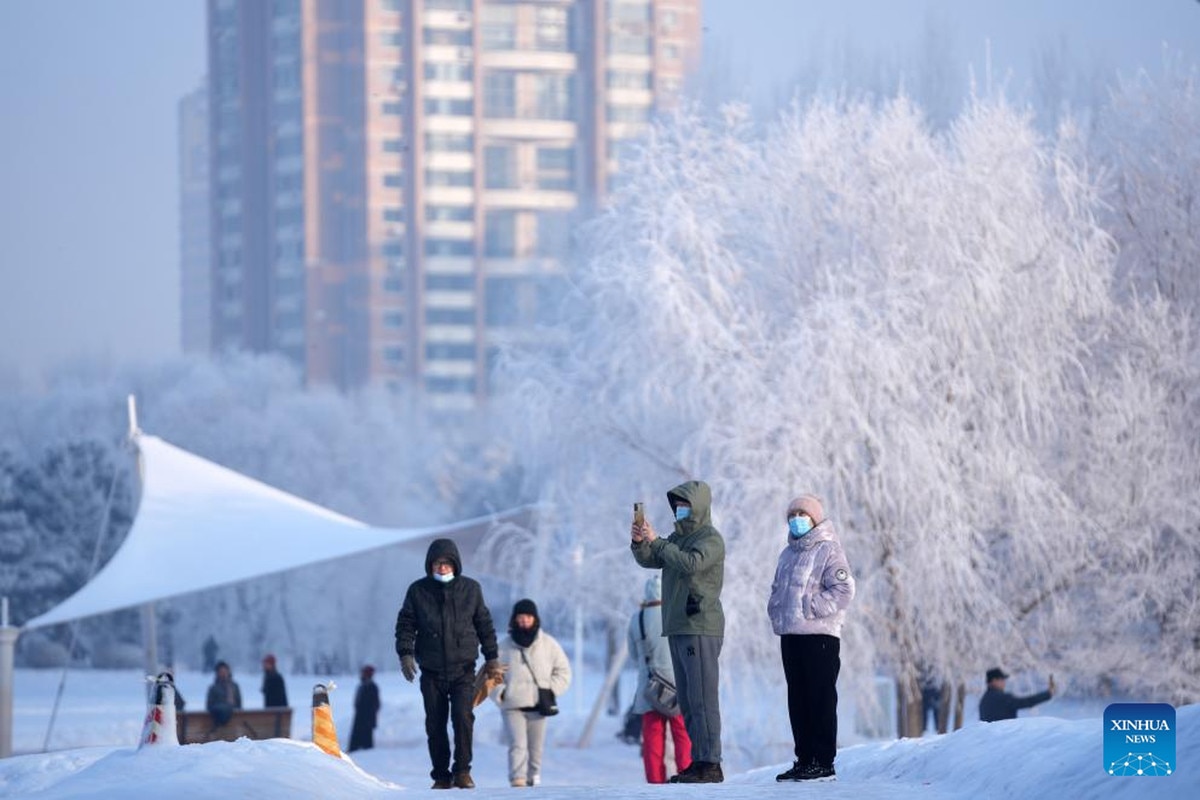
482,188,577,210
481,51,576,72
425,290,475,309
425,324,476,343
482,119,577,139
425,220,475,239
424,186,475,205
425,80,474,100
426,152,473,171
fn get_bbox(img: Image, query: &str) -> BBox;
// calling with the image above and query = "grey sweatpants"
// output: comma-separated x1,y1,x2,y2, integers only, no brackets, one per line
502,708,547,785
669,634,723,763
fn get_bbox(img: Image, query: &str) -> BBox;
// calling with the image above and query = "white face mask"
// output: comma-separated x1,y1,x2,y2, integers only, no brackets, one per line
433,571,455,583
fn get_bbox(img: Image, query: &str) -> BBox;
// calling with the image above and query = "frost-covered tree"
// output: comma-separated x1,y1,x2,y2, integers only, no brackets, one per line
491,88,1200,743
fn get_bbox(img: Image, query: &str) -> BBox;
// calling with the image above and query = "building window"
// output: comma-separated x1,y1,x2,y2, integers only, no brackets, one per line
610,33,651,55
536,210,571,257
485,210,516,257
424,0,470,9
483,72,516,118
662,43,680,60
427,307,475,324
427,342,476,360
609,105,648,123
426,376,476,393
426,169,473,187
426,131,473,152
484,145,517,189
481,5,516,51
535,6,569,52
382,101,403,115
384,173,404,188
660,9,679,30
536,147,575,190
612,1,651,23
427,274,474,291
425,61,472,82
384,275,404,292
383,310,405,328
534,74,573,120
383,138,405,153
425,238,474,256
424,28,472,47
424,97,473,115
384,207,404,222
427,205,474,222
383,345,404,364
380,31,404,48
608,70,651,89
383,241,405,257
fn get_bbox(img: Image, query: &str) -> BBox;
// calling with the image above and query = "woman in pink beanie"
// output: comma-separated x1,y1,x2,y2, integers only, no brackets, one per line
766,494,855,782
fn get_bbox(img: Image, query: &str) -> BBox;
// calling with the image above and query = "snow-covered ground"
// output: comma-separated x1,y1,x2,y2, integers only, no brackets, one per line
1,667,1196,799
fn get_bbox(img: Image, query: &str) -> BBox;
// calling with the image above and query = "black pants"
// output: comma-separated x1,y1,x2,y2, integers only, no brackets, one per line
347,713,374,751
420,666,476,780
781,634,840,768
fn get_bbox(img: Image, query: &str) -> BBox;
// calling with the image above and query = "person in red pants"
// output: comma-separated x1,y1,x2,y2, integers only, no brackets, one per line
628,574,692,783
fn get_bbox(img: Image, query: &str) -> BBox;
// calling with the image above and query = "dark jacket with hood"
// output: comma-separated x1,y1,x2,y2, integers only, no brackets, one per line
394,538,499,674
631,480,726,637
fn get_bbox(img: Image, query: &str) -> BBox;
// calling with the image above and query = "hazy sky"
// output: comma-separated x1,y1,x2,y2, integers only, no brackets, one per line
1,1,1197,389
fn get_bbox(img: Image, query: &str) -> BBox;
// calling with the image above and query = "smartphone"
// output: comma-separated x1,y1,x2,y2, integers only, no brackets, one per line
633,502,645,525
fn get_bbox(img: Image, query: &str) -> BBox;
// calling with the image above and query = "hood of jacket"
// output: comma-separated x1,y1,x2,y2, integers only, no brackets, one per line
667,480,712,531
424,538,463,576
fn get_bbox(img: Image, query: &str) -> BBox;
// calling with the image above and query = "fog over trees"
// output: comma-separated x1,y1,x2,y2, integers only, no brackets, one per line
2,55,1197,736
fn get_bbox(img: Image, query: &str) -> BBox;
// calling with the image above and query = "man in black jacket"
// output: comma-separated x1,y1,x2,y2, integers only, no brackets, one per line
260,653,288,708
396,538,501,790
979,667,1055,722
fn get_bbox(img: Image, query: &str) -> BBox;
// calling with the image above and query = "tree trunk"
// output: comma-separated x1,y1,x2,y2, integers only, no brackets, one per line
895,675,924,738
952,682,966,731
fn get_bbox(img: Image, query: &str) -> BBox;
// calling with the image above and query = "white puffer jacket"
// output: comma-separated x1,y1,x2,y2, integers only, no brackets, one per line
767,520,855,638
493,629,572,710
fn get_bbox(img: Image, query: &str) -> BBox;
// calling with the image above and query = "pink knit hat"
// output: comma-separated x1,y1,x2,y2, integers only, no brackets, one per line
787,494,824,524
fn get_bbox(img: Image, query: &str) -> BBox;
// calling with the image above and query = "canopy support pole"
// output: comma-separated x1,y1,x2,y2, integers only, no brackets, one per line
0,598,19,758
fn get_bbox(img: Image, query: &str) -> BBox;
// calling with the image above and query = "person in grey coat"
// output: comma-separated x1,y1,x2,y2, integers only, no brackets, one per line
628,574,693,783
631,480,726,784
767,494,855,783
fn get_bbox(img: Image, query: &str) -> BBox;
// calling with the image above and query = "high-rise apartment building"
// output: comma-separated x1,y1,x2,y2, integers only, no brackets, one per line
179,83,212,354
206,0,700,408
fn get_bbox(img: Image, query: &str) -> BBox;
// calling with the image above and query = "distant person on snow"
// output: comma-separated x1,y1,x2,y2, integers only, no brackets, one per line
768,494,855,783
260,653,288,708
205,660,243,726
395,538,501,790
979,667,1055,722
347,664,381,752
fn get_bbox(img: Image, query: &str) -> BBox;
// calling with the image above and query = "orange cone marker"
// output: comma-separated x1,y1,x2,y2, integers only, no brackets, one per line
312,682,342,758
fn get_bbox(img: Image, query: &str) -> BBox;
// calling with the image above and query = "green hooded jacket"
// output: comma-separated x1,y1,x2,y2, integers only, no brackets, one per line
631,480,725,637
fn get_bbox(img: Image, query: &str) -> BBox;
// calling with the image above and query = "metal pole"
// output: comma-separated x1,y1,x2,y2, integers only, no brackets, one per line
1,597,19,758
141,604,159,676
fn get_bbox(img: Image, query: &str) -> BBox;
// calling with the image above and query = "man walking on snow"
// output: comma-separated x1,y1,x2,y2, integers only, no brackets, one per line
396,538,502,789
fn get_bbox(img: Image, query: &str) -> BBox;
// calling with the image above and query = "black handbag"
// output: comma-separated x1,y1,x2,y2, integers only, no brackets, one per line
520,650,559,717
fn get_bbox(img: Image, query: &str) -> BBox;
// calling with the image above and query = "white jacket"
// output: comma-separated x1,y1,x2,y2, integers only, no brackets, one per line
493,629,572,710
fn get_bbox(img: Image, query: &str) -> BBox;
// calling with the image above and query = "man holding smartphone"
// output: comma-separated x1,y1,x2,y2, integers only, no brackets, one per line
630,480,726,784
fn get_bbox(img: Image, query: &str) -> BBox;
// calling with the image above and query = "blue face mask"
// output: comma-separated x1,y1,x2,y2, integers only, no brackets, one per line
675,505,691,522
788,516,813,538
433,571,455,583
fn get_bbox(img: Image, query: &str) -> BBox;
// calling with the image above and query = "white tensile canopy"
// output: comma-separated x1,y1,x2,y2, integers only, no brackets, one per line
22,434,531,630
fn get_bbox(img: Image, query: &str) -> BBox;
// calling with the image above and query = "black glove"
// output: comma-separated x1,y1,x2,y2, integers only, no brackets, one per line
401,655,417,682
